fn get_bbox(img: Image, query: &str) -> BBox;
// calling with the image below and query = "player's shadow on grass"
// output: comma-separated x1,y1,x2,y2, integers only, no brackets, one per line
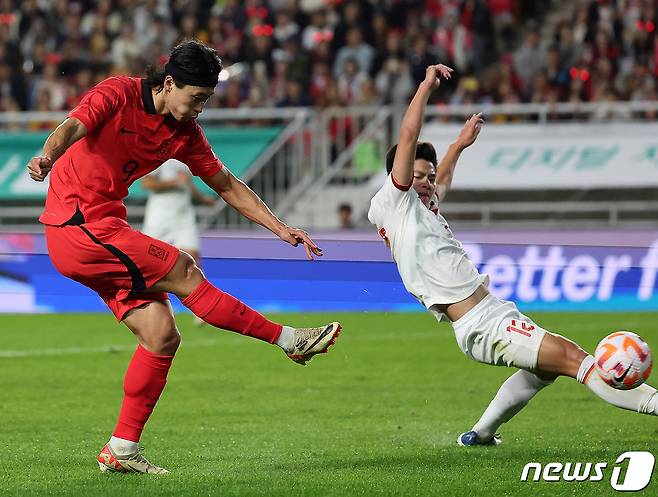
270,445,629,473
271,452,502,472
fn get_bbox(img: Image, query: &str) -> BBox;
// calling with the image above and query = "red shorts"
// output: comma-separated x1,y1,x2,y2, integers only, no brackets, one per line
45,217,180,321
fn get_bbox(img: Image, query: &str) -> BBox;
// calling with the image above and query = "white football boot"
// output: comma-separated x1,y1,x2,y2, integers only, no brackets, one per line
286,322,342,365
97,443,169,474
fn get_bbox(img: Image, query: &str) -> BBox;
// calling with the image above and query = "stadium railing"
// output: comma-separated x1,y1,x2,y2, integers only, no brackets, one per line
275,101,658,230
2,101,658,230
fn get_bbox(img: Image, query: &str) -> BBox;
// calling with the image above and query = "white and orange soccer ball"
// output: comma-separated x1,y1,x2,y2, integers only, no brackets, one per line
594,331,653,390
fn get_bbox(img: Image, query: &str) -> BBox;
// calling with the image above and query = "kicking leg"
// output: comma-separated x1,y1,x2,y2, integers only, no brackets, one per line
576,354,657,415
99,301,178,474
149,251,341,364
537,332,657,414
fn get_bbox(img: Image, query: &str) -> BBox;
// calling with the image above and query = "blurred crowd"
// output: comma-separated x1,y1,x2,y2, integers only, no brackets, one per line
0,0,547,117
456,0,658,114
0,0,656,122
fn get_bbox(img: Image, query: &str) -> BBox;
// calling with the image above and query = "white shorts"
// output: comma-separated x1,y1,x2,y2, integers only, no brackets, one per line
142,207,199,251
450,294,547,371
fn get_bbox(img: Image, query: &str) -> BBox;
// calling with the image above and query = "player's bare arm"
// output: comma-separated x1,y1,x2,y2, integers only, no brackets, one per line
141,172,189,192
202,168,322,260
392,64,452,187
435,113,484,202
27,117,87,182
189,179,216,206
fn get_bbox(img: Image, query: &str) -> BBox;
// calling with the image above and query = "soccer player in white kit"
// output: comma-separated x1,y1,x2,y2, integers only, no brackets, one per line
142,159,215,326
368,63,658,446
141,158,215,265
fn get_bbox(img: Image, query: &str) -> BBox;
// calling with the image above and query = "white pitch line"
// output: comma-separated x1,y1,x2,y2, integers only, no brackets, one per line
0,329,444,359
0,340,219,359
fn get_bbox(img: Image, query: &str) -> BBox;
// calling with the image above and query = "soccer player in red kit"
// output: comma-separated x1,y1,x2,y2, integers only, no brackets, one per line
27,40,342,474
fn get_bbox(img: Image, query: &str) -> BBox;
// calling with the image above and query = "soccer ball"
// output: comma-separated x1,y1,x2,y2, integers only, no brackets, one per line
594,331,653,390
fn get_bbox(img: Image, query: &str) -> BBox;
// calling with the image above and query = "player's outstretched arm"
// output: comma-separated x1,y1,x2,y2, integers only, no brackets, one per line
141,172,189,193
189,180,216,206
202,168,323,260
27,117,87,182
391,64,452,188
435,113,484,202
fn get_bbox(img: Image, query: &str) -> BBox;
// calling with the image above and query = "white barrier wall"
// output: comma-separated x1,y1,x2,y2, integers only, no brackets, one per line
421,122,658,189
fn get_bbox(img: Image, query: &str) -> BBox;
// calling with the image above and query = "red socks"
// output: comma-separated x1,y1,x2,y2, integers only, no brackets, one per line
113,345,173,442
112,281,280,442
182,279,282,343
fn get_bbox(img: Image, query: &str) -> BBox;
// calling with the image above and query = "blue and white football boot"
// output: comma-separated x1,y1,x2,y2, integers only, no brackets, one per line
457,430,502,446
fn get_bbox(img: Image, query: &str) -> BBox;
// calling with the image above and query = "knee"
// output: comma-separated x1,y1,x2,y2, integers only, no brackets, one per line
163,251,204,298
144,314,181,356
178,251,205,290
159,311,181,354
161,327,181,355
178,251,201,281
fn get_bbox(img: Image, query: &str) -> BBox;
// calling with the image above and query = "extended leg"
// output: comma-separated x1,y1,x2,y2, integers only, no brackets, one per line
538,332,657,414
576,355,657,415
462,369,554,444
149,251,342,364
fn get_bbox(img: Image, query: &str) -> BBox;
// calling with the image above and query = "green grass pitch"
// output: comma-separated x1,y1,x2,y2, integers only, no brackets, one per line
0,311,656,497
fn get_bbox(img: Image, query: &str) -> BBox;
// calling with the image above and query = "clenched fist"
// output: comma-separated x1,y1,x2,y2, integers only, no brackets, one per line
27,156,53,182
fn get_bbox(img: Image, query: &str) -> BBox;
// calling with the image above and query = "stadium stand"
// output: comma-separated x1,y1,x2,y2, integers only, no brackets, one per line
0,0,657,230
0,0,555,113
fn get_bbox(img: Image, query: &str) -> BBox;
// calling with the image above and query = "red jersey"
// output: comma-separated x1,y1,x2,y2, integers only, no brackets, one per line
39,76,223,226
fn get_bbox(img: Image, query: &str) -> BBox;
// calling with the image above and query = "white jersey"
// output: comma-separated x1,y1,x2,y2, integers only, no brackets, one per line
367,174,488,321
142,159,199,250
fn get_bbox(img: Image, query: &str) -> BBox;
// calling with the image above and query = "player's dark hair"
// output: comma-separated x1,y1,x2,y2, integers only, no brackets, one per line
385,142,437,174
145,65,180,92
145,40,223,92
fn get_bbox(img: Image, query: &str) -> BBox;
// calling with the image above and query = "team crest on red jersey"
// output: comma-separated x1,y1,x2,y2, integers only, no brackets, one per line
148,244,170,261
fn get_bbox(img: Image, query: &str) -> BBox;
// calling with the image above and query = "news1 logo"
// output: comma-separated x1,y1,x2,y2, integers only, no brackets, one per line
520,452,655,491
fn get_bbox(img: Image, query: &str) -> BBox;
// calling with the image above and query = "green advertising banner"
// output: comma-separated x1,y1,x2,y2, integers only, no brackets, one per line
0,127,282,199
421,122,658,189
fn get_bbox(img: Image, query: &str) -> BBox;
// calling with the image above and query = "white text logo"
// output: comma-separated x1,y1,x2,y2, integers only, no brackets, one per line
520,451,655,491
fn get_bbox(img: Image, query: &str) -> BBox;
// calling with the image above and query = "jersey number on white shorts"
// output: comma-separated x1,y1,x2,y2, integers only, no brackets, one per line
506,319,535,337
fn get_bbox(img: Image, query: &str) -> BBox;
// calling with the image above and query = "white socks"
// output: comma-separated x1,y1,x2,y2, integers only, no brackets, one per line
275,326,295,352
578,355,658,415
576,355,595,383
109,436,139,456
471,355,658,441
472,370,553,441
